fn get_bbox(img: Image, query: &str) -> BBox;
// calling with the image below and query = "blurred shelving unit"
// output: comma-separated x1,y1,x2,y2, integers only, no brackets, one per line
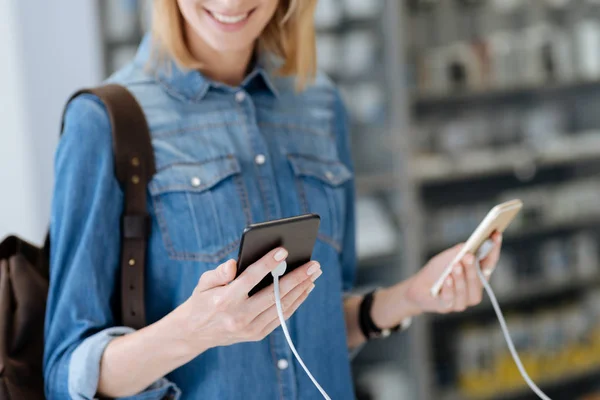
403,0,600,399
98,0,150,75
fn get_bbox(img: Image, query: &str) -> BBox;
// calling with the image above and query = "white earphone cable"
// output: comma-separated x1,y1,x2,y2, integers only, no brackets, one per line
475,241,552,400
273,274,331,400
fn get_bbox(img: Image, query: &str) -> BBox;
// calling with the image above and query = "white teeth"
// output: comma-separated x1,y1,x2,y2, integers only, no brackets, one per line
210,11,249,24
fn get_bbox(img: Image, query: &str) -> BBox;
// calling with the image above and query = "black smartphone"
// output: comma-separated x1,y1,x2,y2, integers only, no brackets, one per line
236,214,320,296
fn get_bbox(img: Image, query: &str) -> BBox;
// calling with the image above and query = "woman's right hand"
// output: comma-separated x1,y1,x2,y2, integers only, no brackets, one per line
178,247,322,352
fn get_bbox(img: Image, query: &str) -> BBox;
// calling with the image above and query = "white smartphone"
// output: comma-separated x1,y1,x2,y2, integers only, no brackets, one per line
430,199,523,297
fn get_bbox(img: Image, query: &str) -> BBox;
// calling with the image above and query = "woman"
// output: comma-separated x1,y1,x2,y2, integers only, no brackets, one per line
43,0,502,399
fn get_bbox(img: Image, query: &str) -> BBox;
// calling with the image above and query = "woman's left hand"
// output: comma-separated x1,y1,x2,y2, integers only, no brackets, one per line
404,232,503,315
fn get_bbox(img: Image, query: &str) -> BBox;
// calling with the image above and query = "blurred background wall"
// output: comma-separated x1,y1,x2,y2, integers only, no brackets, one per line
0,0,36,240
0,0,102,242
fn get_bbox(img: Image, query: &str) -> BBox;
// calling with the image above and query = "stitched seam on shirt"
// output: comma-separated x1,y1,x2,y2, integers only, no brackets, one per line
238,101,273,221
328,91,344,253
156,75,190,103
269,334,285,400
155,155,235,173
255,167,273,220
318,233,342,253
258,122,333,138
234,174,253,225
287,155,352,187
293,167,343,251
254,98,332,109
185,191,205,254
327,186,340,247
328,91,337,145
151,188,241,263
295,178,309,215
292,170,345,188
151,194,177,257
153,121,246,138
154,71,210,104
168,240,240,263
287,153,343,165
151,167,237,194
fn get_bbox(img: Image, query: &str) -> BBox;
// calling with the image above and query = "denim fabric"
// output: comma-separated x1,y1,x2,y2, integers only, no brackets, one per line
44,35,356,400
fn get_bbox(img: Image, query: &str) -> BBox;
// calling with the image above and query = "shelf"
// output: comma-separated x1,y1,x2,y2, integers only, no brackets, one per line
432,274,600,323
441,366,600,400
427,216,600,255
356,173,398,195
413,79,600,109
357,252,397,269
414,132,600,185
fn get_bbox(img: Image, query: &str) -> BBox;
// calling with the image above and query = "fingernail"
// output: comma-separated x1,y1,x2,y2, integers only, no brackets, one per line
308,284,315,294
484,268,494,277
274,248,288,262
310,269,323,282
446,277,453,287
307,262,320,276
454,266,462,275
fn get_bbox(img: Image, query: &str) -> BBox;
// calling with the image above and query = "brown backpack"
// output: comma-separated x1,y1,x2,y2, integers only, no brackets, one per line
0,85,155,399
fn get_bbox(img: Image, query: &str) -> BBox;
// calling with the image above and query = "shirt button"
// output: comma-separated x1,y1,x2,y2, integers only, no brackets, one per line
325,171,334,181
235,91,246,102
191,177,201,187
255,154,266,165
277,359,289,370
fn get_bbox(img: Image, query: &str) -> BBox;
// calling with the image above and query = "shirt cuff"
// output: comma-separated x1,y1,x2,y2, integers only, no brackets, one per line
349,343,365,360
68,327,181,400
120,378,181,400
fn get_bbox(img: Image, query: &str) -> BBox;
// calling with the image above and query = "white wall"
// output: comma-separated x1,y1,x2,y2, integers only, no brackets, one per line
0,0,103,244
0,0,37,242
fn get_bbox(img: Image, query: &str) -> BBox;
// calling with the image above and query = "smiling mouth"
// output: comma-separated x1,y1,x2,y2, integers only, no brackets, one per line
205,8,255,24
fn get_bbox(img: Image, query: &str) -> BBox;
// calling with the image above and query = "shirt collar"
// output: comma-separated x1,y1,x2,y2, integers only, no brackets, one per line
134,34,280,102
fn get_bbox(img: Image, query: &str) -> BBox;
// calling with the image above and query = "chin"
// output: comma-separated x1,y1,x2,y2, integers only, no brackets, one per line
204,35,259,53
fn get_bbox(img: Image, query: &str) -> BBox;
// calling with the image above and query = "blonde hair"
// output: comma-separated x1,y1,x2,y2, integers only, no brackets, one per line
151,0,318,90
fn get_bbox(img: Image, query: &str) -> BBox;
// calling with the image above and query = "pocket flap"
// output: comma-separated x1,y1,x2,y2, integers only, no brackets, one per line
287,155,352,187
149,155,241,195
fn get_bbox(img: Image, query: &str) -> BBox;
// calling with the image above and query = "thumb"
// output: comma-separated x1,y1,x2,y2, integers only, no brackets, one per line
197,260,237,291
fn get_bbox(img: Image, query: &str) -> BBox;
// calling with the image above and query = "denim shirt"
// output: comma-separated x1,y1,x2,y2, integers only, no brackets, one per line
43,36,357,400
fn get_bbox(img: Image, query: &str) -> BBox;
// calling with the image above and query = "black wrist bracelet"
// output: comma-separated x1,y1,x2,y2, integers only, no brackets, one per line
358,290,402,340
358,290,376,340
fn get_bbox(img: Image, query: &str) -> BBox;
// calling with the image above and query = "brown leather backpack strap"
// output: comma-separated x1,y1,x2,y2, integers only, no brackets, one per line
64,84,155,330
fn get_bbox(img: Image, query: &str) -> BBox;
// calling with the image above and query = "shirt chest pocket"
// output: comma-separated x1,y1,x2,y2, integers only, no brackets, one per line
288,155,353,252
149,155,251,263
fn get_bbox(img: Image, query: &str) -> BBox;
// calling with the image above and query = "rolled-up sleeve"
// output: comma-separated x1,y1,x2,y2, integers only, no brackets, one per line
68,328,180,400
43,94,180,399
